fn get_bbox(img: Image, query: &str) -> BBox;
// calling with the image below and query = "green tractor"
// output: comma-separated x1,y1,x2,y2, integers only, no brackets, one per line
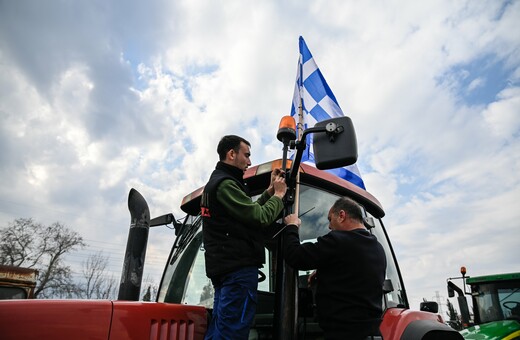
447,267,520,339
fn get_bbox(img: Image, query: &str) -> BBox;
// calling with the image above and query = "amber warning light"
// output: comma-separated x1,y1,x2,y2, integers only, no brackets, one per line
277,116,297,142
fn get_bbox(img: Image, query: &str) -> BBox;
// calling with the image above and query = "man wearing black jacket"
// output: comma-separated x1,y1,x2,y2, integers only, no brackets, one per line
202,135,287,340
283,196,387,340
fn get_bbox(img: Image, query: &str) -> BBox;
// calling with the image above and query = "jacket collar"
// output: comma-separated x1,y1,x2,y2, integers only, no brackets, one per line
216,161,244,182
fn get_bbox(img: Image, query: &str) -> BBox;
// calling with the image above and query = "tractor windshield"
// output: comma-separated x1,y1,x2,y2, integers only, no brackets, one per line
471,279,520,324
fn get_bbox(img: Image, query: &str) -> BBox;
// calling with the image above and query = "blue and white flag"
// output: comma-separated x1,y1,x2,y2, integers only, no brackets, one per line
291,36,366,189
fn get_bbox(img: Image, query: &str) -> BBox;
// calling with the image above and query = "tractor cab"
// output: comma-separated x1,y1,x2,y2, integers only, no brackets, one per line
448,269,520,339
468,273,520,324
157,159,407,339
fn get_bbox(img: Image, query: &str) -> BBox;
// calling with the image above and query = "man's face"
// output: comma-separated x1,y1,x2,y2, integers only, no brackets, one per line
231,142,251,172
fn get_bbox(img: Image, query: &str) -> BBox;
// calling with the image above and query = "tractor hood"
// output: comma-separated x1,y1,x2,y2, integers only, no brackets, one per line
460,320,520,339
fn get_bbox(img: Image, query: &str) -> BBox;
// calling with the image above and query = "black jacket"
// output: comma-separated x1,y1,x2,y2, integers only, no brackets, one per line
284,225,387,338
201,162,283,279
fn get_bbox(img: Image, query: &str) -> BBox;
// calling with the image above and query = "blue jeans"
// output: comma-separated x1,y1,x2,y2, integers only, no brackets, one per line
204,266,258,340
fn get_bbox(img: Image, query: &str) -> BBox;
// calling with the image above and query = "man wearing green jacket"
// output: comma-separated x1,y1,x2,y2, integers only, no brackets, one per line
201,135,287,340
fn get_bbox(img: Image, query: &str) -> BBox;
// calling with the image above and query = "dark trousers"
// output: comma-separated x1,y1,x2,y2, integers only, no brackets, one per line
204,266,258,340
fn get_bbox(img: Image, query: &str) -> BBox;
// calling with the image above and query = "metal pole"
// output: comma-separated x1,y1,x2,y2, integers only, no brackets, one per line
274,79,305,339
274,187,298,338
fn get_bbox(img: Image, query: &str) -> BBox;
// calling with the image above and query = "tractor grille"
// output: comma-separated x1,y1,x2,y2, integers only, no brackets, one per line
150,318,195,340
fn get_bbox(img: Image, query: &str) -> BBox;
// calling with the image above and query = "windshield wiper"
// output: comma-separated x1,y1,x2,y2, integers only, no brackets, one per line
271,206,316,239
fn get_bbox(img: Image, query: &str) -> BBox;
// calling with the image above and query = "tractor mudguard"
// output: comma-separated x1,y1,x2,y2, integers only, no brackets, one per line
401,319,463,340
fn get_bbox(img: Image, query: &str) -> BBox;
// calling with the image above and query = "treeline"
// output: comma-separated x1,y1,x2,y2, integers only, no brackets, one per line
0,218,156,300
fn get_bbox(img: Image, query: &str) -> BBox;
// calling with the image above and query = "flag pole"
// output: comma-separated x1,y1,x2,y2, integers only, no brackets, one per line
294,53,305,217
274,47,305,340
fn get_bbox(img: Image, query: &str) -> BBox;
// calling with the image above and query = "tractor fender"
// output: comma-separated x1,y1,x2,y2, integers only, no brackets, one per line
401,319,463,340
380,307,463,340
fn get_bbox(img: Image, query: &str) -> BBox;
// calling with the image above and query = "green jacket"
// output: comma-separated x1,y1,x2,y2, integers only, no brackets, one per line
201,161,283,278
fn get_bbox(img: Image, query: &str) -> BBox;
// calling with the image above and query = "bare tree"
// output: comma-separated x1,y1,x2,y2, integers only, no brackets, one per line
142,286,152,302
200,279,214,305
77,251,117,299
141,275,159,301
0,218,85,298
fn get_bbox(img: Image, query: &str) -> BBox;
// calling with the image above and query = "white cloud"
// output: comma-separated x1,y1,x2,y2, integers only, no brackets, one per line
483,86,520,138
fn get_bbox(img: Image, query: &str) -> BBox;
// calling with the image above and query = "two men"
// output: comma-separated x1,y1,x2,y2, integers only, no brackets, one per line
201,134,386,340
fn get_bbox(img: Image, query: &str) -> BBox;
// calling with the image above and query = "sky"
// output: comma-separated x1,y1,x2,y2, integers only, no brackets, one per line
1,0,519,314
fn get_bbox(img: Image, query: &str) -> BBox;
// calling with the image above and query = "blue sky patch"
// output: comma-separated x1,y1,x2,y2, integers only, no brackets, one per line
440,55,513,106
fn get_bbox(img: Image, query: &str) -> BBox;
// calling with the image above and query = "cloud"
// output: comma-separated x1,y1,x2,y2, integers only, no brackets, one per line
483,86,520,138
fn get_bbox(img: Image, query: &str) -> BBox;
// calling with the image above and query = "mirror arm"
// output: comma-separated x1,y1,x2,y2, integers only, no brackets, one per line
149,213,174,227
288,125,330,183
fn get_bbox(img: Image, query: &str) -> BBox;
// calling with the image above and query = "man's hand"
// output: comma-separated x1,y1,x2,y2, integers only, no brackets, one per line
284,213,301,227
271,168,284,183
272,176,287,199
268,168,286,197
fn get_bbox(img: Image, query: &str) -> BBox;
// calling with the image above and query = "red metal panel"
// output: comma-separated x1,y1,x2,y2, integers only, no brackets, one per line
0,300,208,340
0,299,112,340
110,301,207,340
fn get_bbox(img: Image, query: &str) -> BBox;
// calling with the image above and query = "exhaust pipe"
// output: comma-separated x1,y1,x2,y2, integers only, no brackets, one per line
118,188,150,301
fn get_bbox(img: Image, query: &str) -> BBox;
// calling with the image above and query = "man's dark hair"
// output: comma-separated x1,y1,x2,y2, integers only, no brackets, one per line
330,197,363,223
217,135,251,161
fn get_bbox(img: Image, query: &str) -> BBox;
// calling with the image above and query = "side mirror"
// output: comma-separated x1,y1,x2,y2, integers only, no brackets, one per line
382,279,394,294
150,213,174,227
448,283,455,298
420,301,439,313
312,116,358,170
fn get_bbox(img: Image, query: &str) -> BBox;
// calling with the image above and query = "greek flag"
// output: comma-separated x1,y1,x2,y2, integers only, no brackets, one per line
291,36,366,189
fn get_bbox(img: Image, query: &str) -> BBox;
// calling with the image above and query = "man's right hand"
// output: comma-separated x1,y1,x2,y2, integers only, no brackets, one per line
283,213,300,227
273,176,287,199
267,168,285,196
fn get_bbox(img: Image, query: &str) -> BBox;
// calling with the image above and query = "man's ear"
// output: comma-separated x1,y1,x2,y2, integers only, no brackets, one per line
338,210,347,222
227,149,235,161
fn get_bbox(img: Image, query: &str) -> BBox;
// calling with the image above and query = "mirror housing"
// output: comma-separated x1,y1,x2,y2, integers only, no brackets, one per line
150,213,173,227
420,301,439,313
448,283,455,298
313,116,358,170
382,279,394,294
